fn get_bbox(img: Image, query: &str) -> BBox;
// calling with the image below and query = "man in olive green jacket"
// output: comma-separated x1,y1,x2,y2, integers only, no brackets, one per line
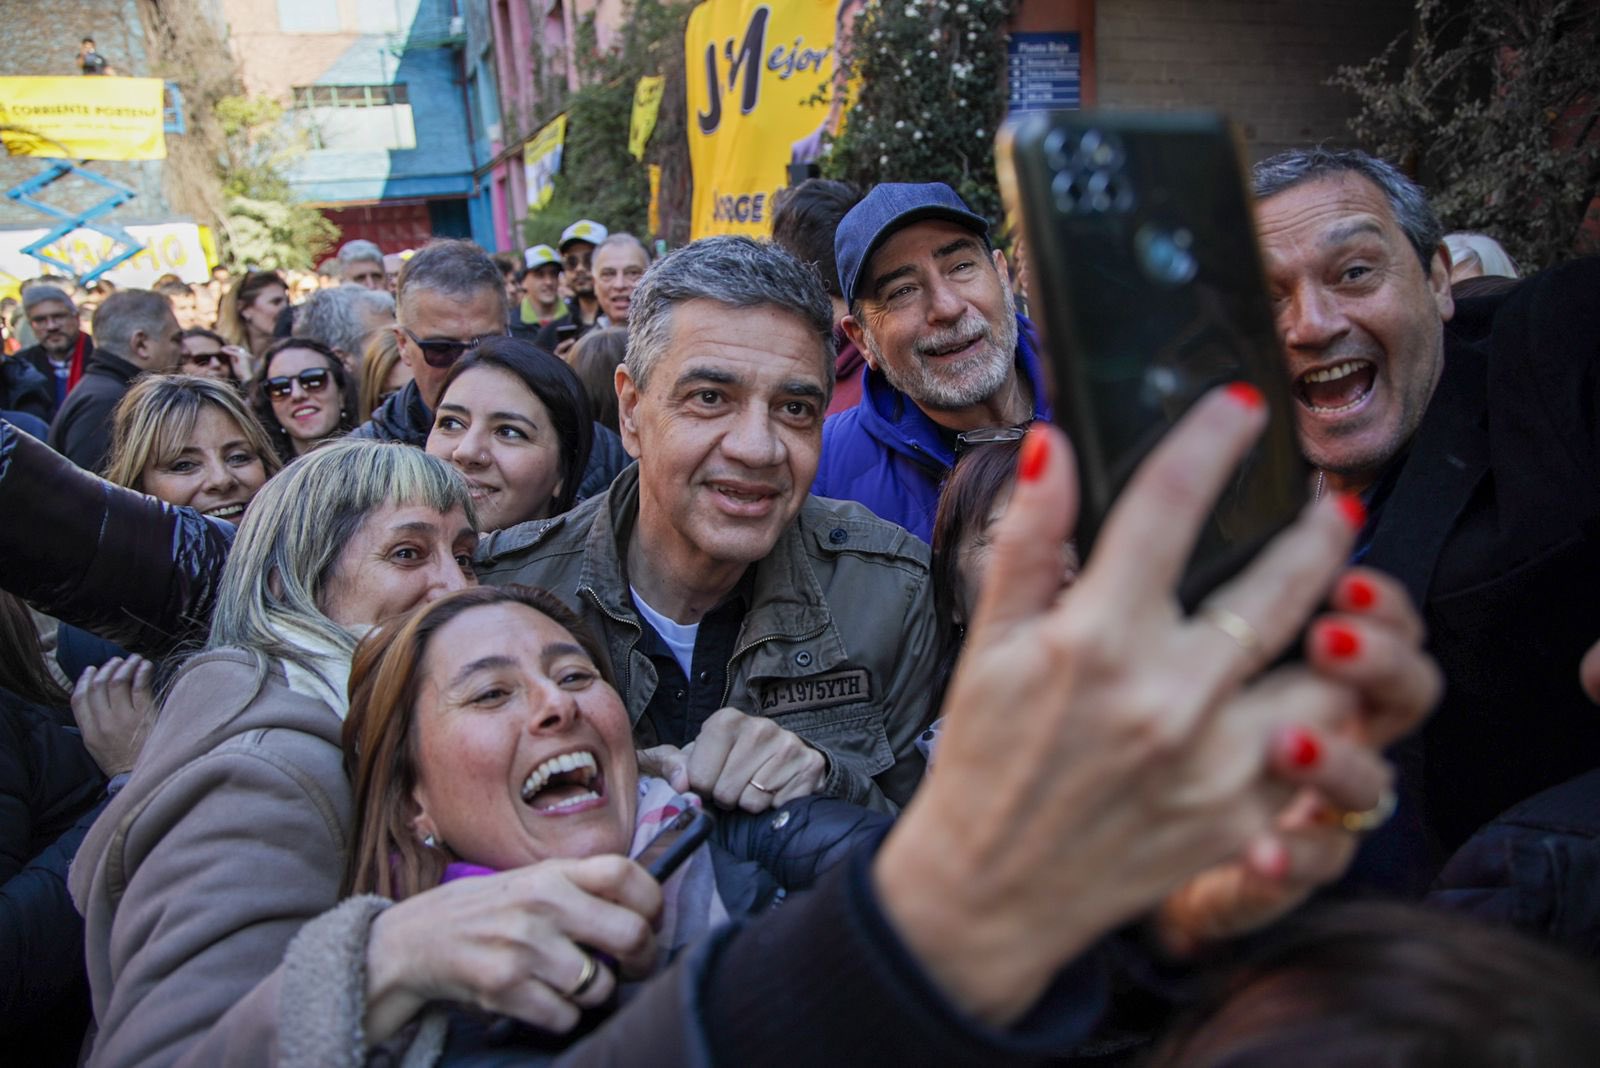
477,236,937,813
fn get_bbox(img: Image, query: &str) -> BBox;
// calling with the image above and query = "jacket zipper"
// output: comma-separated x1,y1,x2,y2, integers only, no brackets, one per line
582,585,643,702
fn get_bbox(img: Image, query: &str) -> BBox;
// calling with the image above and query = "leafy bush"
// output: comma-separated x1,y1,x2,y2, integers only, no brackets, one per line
1333,0,1600,270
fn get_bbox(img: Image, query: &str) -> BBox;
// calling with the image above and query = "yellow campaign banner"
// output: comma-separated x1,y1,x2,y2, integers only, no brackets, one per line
630,76,665,161
0,77,166,161
523,114,568,211
685,0,839,237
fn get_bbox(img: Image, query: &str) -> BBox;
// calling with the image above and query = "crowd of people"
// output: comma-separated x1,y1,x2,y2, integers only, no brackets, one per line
2,146,1599,1067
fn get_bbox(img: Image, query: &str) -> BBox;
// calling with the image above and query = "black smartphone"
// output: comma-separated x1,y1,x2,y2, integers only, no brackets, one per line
996,110,1308,607
635,807,714,882
555,322,581,342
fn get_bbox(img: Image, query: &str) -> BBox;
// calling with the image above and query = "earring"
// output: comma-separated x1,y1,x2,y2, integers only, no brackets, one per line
422,834,437,849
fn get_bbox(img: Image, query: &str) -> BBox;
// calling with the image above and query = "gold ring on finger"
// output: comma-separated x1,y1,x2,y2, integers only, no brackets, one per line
749,779,775,794
1338,788,1398,833
565,949,599,999
1195,605,1263,655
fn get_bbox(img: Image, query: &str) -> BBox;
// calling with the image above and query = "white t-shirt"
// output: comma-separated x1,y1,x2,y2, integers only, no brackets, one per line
631,585,699,678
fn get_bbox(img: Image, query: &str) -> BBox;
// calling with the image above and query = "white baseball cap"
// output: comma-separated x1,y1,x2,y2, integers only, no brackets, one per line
558,219,608,251
524,244,559,270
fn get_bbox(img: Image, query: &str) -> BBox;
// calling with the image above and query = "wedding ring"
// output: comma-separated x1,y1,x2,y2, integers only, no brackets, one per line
1196,605,1262,655
1339,788,1398,833
749,779,775,794
565,949,599,999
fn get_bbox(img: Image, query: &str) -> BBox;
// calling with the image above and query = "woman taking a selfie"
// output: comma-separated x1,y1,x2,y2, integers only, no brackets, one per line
105,373,281,524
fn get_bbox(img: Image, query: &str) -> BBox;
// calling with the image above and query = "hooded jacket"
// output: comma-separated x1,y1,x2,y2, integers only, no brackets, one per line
351,378,634,501
476,465,939,813
811,313,1050,542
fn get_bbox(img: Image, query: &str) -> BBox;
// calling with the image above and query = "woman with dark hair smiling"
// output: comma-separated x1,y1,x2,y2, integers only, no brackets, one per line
252,337,359,462
425,336,594,532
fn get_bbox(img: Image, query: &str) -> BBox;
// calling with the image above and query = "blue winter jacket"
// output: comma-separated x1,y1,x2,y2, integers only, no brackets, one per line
811,313,1050,542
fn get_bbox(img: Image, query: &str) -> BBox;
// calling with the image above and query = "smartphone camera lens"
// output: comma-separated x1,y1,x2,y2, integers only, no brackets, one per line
1074,129,1124,171
1053,169,1084,212
1135,224,1198,286
1044,127,1072,170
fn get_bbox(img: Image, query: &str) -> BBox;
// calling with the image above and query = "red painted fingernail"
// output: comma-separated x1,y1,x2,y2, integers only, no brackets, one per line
1280,727,1323,769
1342,576,1377,610
1018,426,1049,482
1317,622,1362,659
1336,493,1367,531
1223,382,1264,409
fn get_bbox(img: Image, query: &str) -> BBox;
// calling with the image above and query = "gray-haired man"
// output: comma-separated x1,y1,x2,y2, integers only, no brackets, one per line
477,236,938,814
337,239,387,290
48,289,182,471
295,284,396,372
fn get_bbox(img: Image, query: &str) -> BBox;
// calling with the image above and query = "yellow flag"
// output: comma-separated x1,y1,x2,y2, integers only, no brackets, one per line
630,76,666,161
648,164,663,236
523,114,568,211
0,77,167,161
685,0,841,237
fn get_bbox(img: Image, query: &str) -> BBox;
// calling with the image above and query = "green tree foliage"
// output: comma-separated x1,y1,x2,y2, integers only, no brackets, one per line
1332,0,1600,270
823,0,1017,225
214,95,339,270
524,0,695,246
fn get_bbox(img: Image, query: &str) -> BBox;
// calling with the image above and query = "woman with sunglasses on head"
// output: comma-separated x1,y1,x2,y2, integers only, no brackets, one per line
425,338,593,532
252,337,359,462
216,271,290,370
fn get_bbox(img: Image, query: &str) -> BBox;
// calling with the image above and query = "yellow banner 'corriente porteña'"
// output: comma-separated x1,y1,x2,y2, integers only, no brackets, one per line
0,77,167,161
685,0,841,238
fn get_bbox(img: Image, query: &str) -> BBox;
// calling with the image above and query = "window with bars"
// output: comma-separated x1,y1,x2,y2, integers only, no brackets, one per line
292,84,410,109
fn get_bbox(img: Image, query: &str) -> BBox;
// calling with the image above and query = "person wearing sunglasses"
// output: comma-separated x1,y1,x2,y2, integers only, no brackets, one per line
252,337,358,462
533,218,609,359
351,238,632,502
178,327,247,386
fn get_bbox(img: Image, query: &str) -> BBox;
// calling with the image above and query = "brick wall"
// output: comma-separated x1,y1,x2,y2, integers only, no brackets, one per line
0,0,170,227
1095,0,1414,160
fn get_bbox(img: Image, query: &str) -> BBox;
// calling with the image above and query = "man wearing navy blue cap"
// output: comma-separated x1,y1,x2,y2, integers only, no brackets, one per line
812,182,1049,541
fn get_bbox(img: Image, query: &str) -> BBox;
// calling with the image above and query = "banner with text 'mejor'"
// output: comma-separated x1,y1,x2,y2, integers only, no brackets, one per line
0,77,167,161
685,0,840,238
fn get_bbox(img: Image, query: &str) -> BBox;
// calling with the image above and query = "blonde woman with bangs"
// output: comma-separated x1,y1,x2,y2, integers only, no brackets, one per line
70,440,484,1067
105,374,282,525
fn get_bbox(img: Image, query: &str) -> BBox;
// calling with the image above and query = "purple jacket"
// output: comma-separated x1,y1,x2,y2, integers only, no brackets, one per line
812,314,1049,542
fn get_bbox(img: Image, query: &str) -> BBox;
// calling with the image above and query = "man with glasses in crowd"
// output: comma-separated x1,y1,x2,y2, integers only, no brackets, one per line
16,284,93,419
351,237,631,498
811,183,1048,542
535,218,608,359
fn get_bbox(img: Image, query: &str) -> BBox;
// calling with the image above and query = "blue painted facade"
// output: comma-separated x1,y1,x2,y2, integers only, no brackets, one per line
276,0,493,247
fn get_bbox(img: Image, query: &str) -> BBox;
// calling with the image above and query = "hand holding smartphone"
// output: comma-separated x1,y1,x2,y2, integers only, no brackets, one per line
996,110,1307,607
